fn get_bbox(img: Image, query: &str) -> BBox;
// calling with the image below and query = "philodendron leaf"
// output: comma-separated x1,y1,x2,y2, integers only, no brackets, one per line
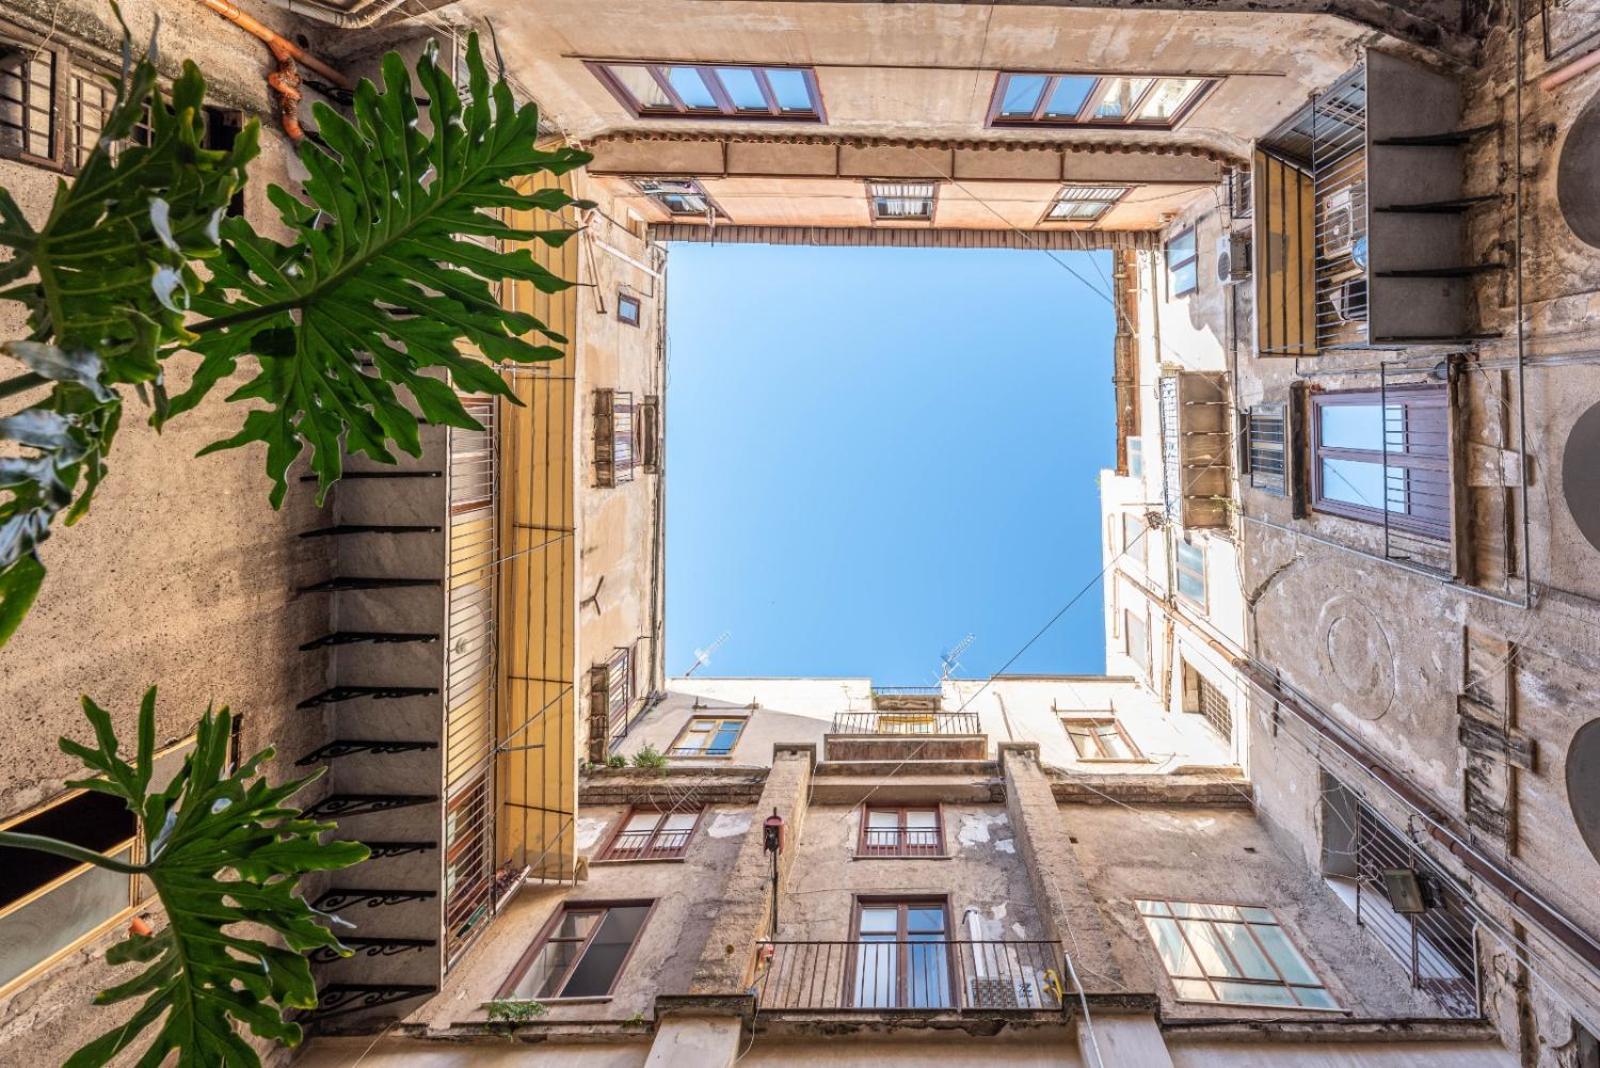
0,690,369,1068
176,33,592,506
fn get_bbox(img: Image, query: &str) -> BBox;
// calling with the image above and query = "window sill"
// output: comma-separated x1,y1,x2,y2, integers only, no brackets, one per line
1169,995,1347,1015
591,856,689,865
495,996,615,1007
1073,758,1154,765
852,853,953,861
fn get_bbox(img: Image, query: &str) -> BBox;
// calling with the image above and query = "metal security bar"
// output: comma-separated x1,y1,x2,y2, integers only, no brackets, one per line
1160,375,1182,521
1353,799,1479,1018
754,940,1066,1011
0,32,59,165
831,711,981,735
1246,403,1287,494
594,389,635,486
860,826,943,857
1311,65,1369,349
1196,675,1233,741
587,645,635,760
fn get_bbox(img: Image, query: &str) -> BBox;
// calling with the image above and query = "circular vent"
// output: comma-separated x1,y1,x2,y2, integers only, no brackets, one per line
1563,403,1600,551
1216,246,1233,283
1567,719,1600,864
1558,93,1600,249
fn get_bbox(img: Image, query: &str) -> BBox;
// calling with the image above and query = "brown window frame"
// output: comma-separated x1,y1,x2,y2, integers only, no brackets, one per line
866,179,937,223
857,804,944,858
630,177,729,221
848,896,955,1009
587,60,824,122
667,715,748,759
1062,716,1144,762
594,389,636,487
0,27,66,169
988,72,1214,130
1042,184,1131,225
496,899,656,1001
1309,386,1451,540
1168,225,1199,296
617,291,642,327
1136,898,1339,1011
597,806,703,862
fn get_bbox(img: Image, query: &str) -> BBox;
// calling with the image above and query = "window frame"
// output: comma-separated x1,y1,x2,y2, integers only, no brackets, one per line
0,26,67,169
866,179,938,223
848,895,955,1009
597,806,703,863
1062,716,1145,762
587,61,824,122
668,715,748,759
1245,402,1288,496
1128,436,1144,479
629,177,729,221
1175,539,1207,610
857,804,945,858
1167,225,1199,296
1136,898,1341,1012
1042,184,1132,225
496,899,656,1002
1309,386,1452,540
1124,609,1151,678
988,72,1215,130
617,291,642,327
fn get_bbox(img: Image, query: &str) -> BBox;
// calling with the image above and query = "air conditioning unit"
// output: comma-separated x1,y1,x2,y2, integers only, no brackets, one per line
968,977,1036,1009
1321,185,1361,259
1217,231,1252,284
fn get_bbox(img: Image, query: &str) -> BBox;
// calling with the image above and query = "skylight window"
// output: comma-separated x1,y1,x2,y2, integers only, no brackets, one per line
1047,185,1130,223
867,180,936,222
632,178,724,219
991,72,1213,129
590,62,823,121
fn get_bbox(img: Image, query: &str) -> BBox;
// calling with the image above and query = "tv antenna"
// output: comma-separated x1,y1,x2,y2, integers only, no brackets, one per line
684,631,730,677
937,634,975,682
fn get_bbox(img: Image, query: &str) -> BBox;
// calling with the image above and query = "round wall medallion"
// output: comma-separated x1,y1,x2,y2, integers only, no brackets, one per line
1564,403,1600,552
1316,595,1397,721
1557,93,1600,249
1565,719,1600,864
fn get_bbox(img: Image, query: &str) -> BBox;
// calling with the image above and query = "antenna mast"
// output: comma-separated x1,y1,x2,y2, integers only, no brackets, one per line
684,631,730,677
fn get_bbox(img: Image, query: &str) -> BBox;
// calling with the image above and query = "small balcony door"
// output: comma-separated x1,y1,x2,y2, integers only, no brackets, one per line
852,898,952,1009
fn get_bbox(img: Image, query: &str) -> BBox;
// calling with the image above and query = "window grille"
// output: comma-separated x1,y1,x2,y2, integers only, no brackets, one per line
0,34,59,165
1047,185,1129,222
1195,674,1232,741
1137,900,1338,1010
867,180,936,222
594,389,636,486
1247,403,1288,494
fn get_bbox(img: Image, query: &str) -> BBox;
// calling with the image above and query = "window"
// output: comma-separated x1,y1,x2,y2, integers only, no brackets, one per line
638,395,661,473
1136,900,1338,1010
1121,512,1145,557
1310,387,1450,539
859,806,943,857
617,292,642,327
853,898,952,1008
1186,669,1232,741
1168,226,1198,296
631,178,725,219
599,807,700,861
1064,718,1143,761
594,389,635,487
1046,185,1130,223
443,776,491,953
0,32,61,166
1124,610,1151,677
587,645,635,761
1246,403,1287,495
499,902,653,1000
591,62,822,121
990,72,1211,129
1176,540,1206,608
867,180,936,222
1128,437,1144,478
669,716,746,758
450,395,494,514
70,64,151,169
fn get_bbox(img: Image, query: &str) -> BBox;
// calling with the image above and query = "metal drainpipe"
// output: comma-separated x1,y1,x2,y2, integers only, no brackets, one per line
193,0,352,141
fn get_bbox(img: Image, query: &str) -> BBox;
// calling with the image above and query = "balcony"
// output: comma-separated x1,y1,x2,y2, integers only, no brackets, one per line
825,710,986,762
754,940,1065,1012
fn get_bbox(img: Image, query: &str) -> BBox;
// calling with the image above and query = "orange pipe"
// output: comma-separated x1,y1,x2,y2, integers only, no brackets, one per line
193,0,352,90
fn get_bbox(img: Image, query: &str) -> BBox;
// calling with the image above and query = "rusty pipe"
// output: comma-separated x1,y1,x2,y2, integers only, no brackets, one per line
193,0,351,90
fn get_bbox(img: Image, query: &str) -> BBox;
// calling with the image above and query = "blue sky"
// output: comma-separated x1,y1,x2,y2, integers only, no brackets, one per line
663,243,1115,683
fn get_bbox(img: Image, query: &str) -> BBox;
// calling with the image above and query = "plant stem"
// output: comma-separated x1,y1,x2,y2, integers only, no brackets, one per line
0,372,47,400
0,830,149,874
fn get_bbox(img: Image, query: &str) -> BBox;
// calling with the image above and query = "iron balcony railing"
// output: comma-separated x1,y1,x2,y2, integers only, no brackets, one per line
602,826,692,862
831,711,980,736
859,828,942,858
754,940,1066,1012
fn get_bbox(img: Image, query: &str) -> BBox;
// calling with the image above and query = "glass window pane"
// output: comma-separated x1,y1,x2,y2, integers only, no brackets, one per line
1093,77,1153,120
1045,75,1097,117
859,907,899,934
1180,919,1244,978
1321,458,1386,509
661,812,698,832
1252,923,1321,985
513,938,582,999
854,941,897,1007
553,910,600,940
1214,923,1278,980
1129,438,1144,477
765,69,813,111
907,907,946,933
1238,906,1276,923
867,810,899,829
999,74,1047,116
716,67,767,110
1137,78,1204,121
607,65,672,110
561,905,649,997
1320,403,1387,450
1173,977,1217,1001
1178,571,1206,602
623,812,660,835
711,725,742,753
906,941,952,1007
1168,229,1197,259
1172,260,1198,294
1137,900,1170,916
906,810,939,830
0,844,132,989
1098,725,1133,760
1292,984,1339,1009
1144,916,1204,977
665,67,717,109
1213,979,1298,1007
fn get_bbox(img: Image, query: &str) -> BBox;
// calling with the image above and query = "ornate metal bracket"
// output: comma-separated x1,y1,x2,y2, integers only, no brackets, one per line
297,685,440,708
295,739,440,766
314,888,438,911
359,840,438,859
298,524,442,538
299,577,440,594
299,631,439,651
301,794,434,821
307,984,437,1020
308,937,436,965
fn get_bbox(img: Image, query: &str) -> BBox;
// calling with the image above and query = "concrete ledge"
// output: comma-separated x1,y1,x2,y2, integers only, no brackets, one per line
810,772,1004,805
753,1010,1072,1040
1160,1017,1506,1044
580,766,769,806
1050,774,1254,807
387,1022,655,1044
772,742,818,770
654,993,757,1024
